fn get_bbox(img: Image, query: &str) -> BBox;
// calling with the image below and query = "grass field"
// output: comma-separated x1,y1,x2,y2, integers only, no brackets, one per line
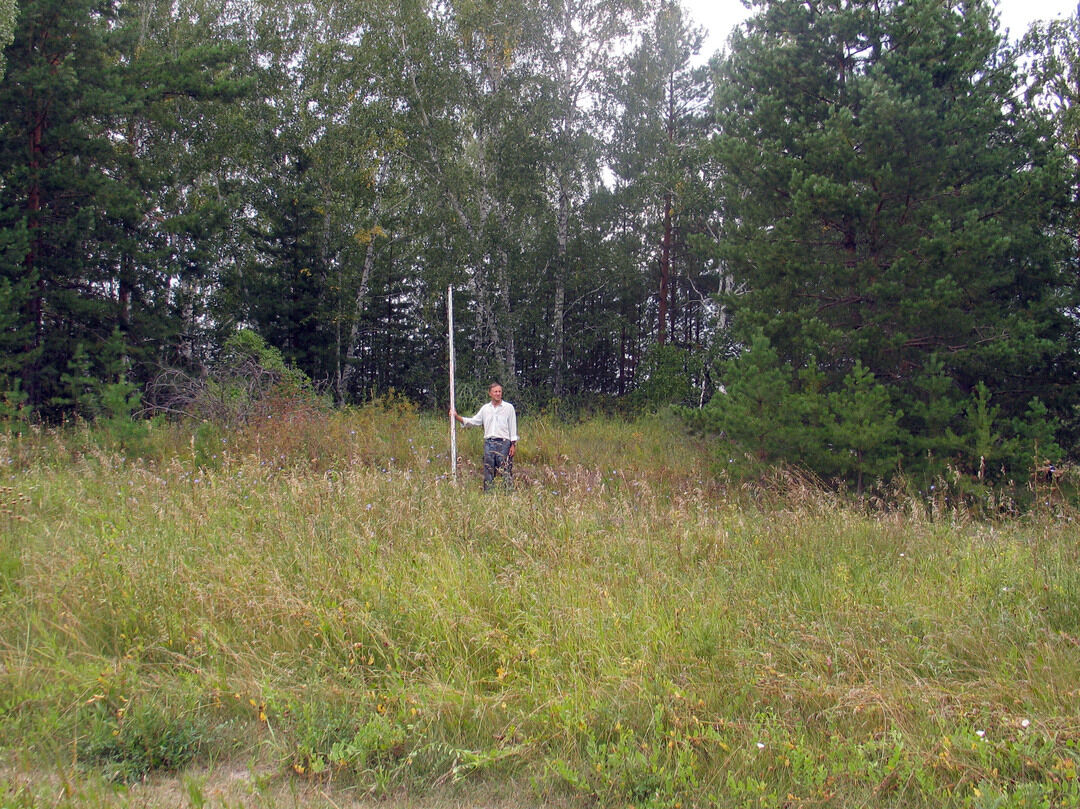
2,404,1079,808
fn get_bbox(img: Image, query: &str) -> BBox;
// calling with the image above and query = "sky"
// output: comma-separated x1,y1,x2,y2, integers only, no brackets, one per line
683,0,1079,59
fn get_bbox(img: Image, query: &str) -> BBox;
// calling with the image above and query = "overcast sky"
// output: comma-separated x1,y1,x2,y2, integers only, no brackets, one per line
683,0,1079,59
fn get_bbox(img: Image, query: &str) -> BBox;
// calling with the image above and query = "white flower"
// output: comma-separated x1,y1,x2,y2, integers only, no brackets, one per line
756,742,765,750
1021,719,1031,728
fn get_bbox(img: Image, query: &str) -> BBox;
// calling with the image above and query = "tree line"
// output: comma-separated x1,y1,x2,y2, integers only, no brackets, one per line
1,0,1078,490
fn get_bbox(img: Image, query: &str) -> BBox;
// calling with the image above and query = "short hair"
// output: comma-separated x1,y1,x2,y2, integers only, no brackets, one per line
488,381,503,391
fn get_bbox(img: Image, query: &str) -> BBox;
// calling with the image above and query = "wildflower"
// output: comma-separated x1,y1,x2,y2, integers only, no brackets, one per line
976,730,985,738
1021,719,1031,728
757,742,765,750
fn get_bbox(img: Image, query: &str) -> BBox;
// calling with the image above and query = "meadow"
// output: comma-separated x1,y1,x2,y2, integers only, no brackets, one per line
1,402,1079,808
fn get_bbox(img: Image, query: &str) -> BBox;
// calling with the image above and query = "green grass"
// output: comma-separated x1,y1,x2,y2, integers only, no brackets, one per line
1,406,1079,808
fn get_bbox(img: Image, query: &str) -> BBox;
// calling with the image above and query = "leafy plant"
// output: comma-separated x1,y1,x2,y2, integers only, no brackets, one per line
81,700,208,783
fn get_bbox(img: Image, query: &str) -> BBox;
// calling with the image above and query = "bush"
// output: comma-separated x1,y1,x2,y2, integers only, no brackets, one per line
146,329,322,427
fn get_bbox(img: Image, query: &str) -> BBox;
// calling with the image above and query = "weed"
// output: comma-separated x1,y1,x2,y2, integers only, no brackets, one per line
80,699,208,783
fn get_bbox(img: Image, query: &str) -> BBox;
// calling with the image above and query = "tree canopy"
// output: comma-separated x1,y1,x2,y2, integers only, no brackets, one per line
702,0,1080,486
1,0,1078,488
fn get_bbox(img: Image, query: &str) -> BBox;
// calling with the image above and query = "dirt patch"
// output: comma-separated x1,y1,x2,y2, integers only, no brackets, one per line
3,761,575,808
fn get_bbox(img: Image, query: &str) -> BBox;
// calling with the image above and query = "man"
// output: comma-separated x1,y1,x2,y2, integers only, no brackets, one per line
450,382,518,490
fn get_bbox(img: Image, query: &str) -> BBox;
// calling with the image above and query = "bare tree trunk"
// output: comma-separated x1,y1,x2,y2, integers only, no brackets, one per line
658,191,672,346
340,230,377,400
496,210,516,386
553,175,570,396
23,102,45,405
618,325,628,395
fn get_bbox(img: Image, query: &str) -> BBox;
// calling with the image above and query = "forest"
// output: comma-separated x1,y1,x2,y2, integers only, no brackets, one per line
1,0,1079,490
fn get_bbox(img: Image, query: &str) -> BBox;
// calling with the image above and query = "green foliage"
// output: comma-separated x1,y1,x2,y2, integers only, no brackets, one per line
0,221,33,381
81,699,208,784
695,336,906,489
0,382,30,435
0,0,1074,443
0,0,252,421
826,362,904,494
290,699,409,780
901,355,965,480
692,333,1068,497
695,332,801,468
0,0,136,417
51,343,99,418
549,702,701,808
1023,8,1080,175
608,1,714,370
1011,397,1063,475
0,542,21,600
709,0,1080,448
632,344,702,410
965,381,1002,476
219,328,310,393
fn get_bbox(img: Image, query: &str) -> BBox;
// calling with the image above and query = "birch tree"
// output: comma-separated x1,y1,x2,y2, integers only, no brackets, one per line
538,0,644,396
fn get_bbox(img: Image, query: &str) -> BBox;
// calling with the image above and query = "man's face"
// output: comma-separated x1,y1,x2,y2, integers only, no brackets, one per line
489,385,503,405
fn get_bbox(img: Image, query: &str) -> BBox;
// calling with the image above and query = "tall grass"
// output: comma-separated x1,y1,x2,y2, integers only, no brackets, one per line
1,406,1079,808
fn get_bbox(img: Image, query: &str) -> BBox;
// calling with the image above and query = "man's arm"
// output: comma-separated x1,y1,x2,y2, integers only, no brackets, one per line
450,404,485,427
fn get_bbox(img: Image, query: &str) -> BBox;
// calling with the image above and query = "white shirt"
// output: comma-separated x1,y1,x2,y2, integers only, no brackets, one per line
461,401,519,442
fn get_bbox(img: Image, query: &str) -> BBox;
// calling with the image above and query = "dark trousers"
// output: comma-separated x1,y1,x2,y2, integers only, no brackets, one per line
483,438,513,490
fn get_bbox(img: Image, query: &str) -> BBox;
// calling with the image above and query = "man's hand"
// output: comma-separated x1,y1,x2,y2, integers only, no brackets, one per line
508,443,515,458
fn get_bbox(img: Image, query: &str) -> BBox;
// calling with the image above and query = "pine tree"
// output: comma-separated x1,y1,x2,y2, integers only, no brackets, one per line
0,0,250,419
0,0,131,416
826,362,904,495
697,331,801,467
709,0,1079,444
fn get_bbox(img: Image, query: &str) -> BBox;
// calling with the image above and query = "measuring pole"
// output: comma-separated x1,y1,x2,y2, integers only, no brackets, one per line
448,285,457,481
